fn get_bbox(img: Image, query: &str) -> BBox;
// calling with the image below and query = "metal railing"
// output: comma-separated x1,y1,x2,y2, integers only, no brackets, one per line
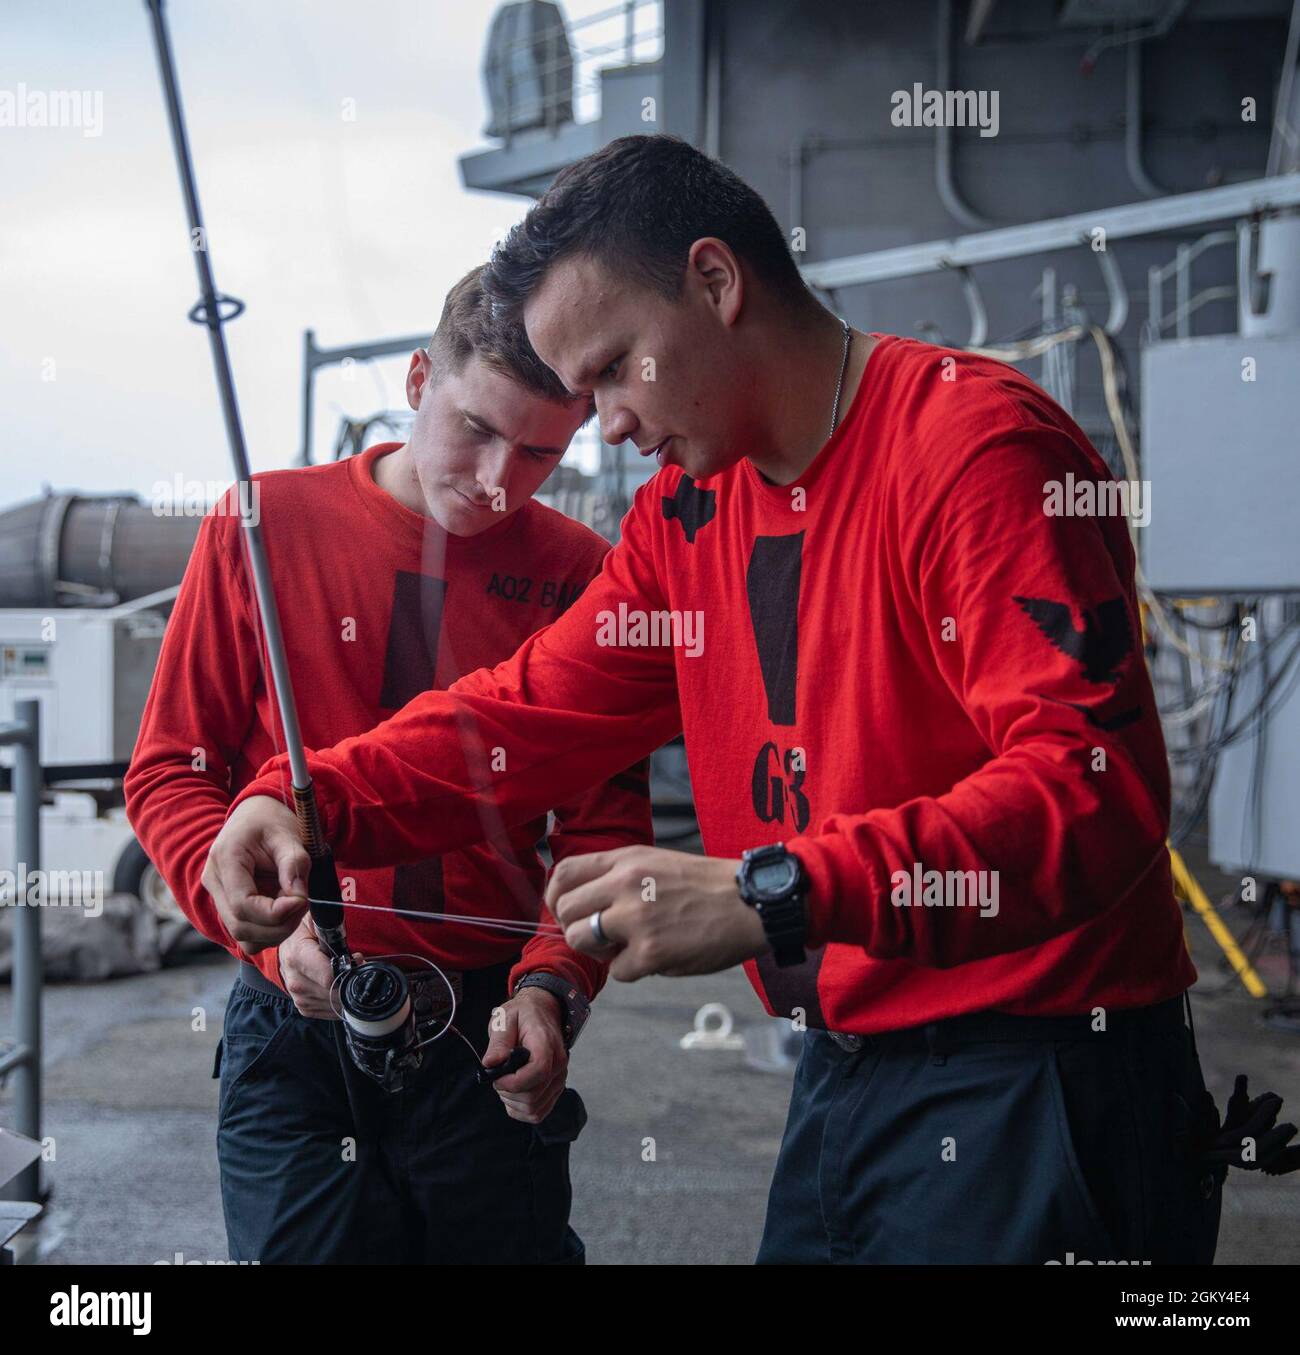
800,174,1300,291
0,699,43,1205
298,328,429,466
1146,227,1239,343
490,0,663,140
800,174,1300,361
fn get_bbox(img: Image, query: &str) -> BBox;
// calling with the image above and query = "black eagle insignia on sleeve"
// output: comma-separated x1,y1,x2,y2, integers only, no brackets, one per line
1012,594,1142,731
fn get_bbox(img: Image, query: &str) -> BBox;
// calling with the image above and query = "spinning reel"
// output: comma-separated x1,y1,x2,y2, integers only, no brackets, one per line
331,950,530,1095
311,866,529,1096
336,959,423,1091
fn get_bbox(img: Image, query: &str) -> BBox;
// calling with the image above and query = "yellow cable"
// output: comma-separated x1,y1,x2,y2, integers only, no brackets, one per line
1169,846,1267,998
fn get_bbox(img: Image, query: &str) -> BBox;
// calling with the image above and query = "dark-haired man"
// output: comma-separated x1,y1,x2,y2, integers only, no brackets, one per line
127,266,652,1264
203,136,1219,1265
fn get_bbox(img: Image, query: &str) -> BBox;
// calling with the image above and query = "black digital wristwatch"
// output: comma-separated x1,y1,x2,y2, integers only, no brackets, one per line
512,971,591,1050
736,844,808,968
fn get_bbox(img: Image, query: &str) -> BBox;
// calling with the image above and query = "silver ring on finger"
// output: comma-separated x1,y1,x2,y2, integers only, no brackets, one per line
590,909,610,947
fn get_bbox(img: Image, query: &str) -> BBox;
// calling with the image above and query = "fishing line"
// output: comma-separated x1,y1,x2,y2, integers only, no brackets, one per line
309,897,565,937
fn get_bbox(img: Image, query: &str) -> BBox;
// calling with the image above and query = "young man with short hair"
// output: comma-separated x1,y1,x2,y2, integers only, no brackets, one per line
126,266,651,1264
204,137,1220,1264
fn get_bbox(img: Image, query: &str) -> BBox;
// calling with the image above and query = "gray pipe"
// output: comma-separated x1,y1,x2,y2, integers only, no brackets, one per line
936,0,993,230
0,494,200,610
1126,40,1165,199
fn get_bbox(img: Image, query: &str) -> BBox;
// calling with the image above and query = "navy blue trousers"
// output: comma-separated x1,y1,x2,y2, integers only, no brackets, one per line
214,960,585,1264
757,997,1222,1265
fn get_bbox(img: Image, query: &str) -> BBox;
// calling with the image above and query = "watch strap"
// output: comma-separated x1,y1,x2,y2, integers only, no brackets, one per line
737,845,808,968
513,971,590,1049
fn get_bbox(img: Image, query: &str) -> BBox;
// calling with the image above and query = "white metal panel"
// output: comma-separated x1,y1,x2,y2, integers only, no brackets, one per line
1140,334,1300,593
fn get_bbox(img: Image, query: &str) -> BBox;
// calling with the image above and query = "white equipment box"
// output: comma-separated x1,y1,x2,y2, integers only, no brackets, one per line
0,591,173,767
1140,334,1300,595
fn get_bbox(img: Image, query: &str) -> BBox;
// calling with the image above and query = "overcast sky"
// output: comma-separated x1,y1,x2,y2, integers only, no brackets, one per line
2,0,618,508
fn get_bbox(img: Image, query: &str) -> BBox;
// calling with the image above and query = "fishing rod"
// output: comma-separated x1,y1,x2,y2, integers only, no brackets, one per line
142,0,347,965
143,0,528,1092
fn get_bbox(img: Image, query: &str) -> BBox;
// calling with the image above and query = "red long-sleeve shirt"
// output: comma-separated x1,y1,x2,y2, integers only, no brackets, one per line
235,338,1195,1034
126,443,652,998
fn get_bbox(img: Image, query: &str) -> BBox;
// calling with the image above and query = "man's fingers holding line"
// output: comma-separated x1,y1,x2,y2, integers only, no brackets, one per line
563,899,631,955
226,894,308,951
551,866,626,928
543,849,621,913
238,892,307,927
269,837,310,896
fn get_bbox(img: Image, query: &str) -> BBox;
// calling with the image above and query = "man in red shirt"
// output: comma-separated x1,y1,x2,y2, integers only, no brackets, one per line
126,266,651,1264
202,138,1221,1263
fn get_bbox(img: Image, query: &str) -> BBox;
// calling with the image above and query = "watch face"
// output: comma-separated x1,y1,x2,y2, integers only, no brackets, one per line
751,856,798,901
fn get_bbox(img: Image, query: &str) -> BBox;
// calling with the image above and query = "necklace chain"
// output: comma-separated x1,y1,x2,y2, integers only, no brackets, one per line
829,317,853,437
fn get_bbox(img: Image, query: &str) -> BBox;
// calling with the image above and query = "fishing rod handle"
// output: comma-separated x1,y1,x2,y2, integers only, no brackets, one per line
291,783,331,859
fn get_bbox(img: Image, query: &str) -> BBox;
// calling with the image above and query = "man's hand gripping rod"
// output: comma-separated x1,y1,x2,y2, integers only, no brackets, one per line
143,0,350,975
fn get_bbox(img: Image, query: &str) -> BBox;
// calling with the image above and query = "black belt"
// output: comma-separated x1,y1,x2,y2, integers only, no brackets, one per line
826,994,1187,1055
238,959,291,999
